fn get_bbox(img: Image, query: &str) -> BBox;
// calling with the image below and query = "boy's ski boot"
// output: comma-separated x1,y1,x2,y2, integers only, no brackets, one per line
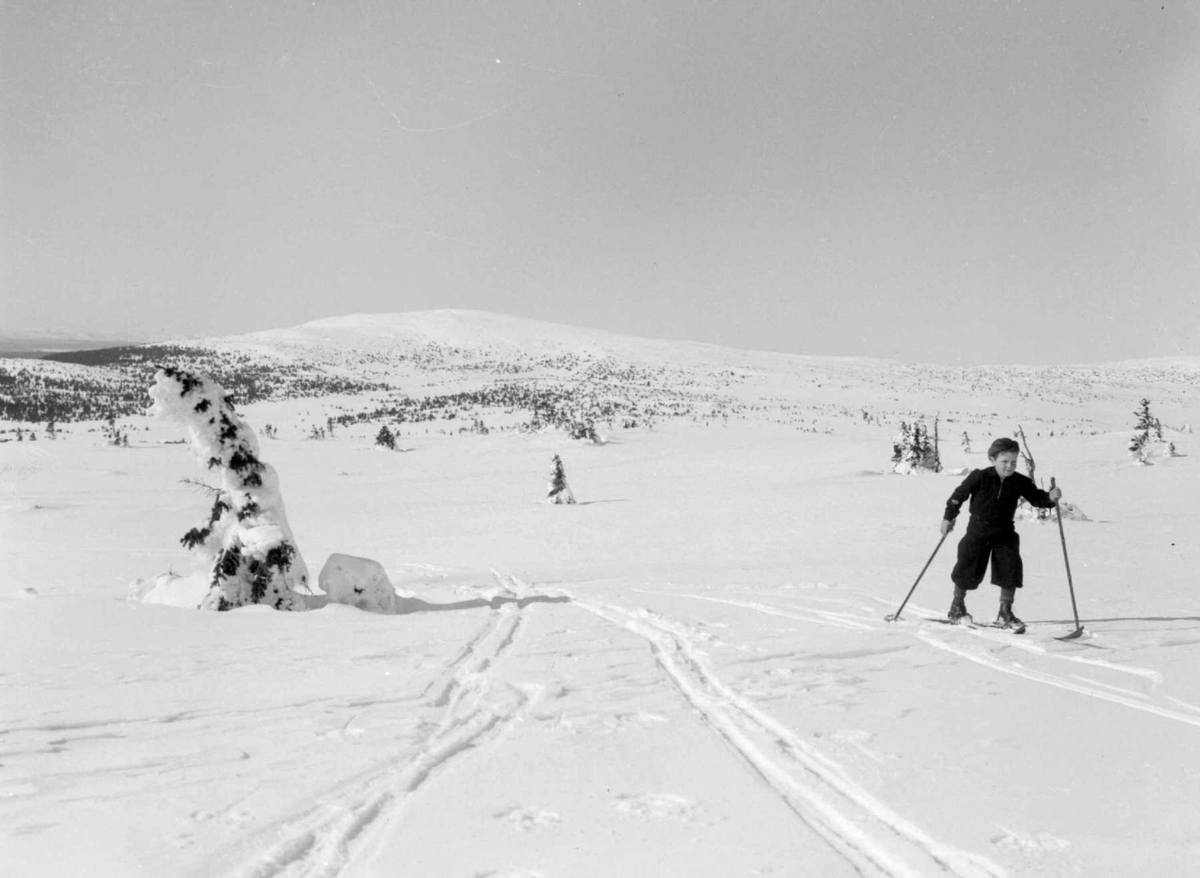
948,590,971,625
995,601,1026,634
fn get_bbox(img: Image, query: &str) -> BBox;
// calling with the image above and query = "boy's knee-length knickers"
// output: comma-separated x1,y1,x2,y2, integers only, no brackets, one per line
951,524,1023,590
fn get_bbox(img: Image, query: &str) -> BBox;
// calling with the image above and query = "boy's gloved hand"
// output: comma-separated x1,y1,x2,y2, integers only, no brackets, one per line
940,519,954,537
1049,486,1062,504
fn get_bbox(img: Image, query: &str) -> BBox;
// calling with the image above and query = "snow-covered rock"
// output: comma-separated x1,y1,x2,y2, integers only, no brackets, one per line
891,460,942,475
1056,501,1091,521
1015,501,1091,522
318,553,399,613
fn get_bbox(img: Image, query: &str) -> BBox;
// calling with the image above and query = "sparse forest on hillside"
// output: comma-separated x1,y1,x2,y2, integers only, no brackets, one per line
2,318,1197,441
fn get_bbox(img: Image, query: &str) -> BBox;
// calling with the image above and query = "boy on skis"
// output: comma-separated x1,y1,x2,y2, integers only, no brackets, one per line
940,437,1062,629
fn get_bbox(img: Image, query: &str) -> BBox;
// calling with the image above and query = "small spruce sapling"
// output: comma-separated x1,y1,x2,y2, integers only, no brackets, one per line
891,422,909,464
1015,424,1051,521
910,422,929,470
569,419,600,443
891,420,940,473
375,424,396,450
150,367,309,611
547,454,576,504
928,416,943,472
1129,398,1163,465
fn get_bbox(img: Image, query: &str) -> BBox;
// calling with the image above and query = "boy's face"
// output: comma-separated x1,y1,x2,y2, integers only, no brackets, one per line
991,451,1019,479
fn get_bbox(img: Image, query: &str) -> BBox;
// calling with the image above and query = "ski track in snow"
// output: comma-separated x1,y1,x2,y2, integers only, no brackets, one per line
675,593,877,632
876,601,1200,724
663,590,1191,720
913,630,1200,729
898,602,1163,684
567,593,1006,878
214,572,538,878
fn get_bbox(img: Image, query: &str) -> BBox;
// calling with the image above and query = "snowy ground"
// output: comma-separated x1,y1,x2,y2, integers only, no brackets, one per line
2,415,1199,877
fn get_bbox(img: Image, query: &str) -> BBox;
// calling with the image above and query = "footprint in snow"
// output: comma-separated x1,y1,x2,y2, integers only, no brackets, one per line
186,810,248,827
830,729,896,763
991,827,1071,854
0,782,39,798
614,792,696,821
493,806,561,831
542,711,669,735
602,711,669,734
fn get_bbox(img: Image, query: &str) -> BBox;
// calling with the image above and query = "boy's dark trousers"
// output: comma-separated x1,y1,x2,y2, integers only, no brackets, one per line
951,522,1023,590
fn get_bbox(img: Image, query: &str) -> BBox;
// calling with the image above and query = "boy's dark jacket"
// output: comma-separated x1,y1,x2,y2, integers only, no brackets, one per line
944,469,1057,529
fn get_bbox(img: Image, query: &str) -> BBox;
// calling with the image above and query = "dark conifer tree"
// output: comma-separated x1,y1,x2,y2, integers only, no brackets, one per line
547,454,576,504
375,425,396,450
1129,398,1162,462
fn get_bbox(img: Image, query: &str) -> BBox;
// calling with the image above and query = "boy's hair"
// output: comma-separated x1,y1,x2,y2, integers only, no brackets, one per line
987,437,1020,459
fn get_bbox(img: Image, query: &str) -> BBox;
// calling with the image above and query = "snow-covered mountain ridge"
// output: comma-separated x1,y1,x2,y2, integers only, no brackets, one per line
2,309,1197,434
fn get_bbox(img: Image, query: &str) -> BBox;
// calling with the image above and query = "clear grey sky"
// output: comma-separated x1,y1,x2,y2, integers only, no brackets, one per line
2,1,1197,364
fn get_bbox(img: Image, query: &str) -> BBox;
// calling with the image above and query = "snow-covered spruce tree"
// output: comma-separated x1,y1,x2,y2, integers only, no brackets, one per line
547,454,576,504
569,418,600,443
890,422,910,464
910,422,929,470
888,417,940,472
150,367,309,611
926,417,943,472
892,420,940,473
1129,398,1163,465
375,424,396,450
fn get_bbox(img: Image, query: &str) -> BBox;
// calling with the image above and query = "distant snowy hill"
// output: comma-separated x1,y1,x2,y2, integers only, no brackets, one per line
238,310,657,358
2,310,1198,435
192,309,817,376
0,330,148,359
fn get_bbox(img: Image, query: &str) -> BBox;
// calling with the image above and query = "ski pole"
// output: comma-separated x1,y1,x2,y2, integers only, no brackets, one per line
885,530,950,622
1050,477,1085,640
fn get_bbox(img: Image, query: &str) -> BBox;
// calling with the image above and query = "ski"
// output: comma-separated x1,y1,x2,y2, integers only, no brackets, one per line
981,620,1027,635
930,616,1026,635
931,616,979,629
